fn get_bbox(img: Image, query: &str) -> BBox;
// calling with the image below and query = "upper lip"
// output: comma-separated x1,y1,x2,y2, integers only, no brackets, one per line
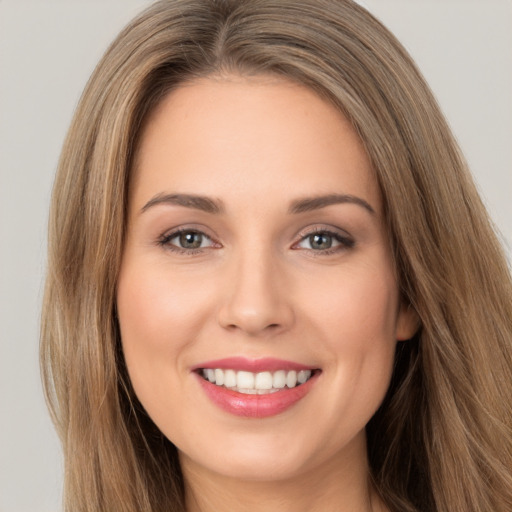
192,357,318,373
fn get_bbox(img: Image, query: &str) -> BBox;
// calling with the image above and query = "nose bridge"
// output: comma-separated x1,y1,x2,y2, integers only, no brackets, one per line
217,240,293,335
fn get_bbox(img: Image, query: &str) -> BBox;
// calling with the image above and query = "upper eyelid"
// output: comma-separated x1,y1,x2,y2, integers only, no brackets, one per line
166,228,212,241
292,226,355,250
160,224,217,240
295,224,353,240
157,224,354,248
158,227,217,250
158,229,219,255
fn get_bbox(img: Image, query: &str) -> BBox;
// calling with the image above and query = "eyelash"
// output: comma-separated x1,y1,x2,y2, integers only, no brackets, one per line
157,226,355,255
292,227,355,255
157,228,218,255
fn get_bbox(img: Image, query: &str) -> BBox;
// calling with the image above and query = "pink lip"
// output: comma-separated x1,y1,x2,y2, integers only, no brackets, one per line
196,376,318,418
192,357,320,418
193,357,315,372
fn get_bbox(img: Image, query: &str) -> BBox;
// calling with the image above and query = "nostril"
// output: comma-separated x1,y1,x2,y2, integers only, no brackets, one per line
224,322,281,332
216,292,295,335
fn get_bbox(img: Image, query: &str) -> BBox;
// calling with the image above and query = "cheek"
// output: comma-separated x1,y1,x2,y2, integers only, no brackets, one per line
116,261,212,431
302,263,399,411
117,269,171,360
116,267,168,404
307,262,399,346
116,262,204,402
117,262,213,355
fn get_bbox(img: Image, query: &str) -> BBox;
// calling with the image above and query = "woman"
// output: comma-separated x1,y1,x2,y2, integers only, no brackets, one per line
40,1,512,511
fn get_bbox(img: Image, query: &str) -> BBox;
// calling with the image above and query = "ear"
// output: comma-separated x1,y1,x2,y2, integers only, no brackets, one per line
396,302,420,341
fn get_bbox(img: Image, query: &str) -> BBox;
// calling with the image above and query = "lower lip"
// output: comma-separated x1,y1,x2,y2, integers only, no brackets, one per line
196,372,319,418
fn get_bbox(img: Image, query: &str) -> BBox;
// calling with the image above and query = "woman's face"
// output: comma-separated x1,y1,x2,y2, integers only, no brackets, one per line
117,75,417,484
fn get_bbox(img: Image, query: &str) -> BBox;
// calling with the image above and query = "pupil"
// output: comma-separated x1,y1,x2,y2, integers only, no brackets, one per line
180,232,202,249
310,233,332,250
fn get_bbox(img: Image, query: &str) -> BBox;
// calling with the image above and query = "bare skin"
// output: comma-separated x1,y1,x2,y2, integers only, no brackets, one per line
117,74,416,512
183,432,387,512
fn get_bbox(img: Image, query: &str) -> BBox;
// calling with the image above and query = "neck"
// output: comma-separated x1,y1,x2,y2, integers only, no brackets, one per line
181,434,387,512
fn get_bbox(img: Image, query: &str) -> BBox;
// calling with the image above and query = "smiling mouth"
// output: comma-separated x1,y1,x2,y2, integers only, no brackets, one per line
197,368,318,395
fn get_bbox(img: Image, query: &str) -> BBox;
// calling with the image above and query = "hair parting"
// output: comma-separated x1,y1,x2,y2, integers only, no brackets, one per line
41,1,512,511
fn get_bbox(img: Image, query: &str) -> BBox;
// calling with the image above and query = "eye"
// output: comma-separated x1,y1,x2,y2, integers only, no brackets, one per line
294,229,354,252
159,229,216,252
300,232,336,250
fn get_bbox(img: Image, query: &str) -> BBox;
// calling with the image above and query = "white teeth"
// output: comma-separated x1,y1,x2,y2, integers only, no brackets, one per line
255,371,273,390
237,371,255,389
239,388,257,394
298,370,310,384
273,370,286,389
258,388,279,394
224,369,237,388
201,368,314,393
286,370,297,388
214,369,224,386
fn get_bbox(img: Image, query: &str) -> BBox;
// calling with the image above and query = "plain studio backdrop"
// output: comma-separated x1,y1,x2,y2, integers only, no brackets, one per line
0,1,510,511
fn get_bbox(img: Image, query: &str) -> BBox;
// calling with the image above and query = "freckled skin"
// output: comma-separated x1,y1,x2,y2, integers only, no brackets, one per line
116,75,418,511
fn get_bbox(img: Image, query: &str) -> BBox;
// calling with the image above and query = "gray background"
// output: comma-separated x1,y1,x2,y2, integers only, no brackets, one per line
0,1,510,511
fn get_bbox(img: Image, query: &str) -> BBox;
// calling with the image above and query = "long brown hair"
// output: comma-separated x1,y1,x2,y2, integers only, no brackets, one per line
41,1,512,510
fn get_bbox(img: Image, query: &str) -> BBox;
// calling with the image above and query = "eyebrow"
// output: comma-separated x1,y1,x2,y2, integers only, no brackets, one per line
289,194,375,215
140,193,224,214
140,192,375,216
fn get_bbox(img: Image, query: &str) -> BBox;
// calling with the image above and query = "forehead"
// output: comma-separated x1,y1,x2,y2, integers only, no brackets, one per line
131,74,380,214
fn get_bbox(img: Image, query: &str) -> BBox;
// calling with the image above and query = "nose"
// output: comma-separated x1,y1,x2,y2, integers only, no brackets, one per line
217,250,295,337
